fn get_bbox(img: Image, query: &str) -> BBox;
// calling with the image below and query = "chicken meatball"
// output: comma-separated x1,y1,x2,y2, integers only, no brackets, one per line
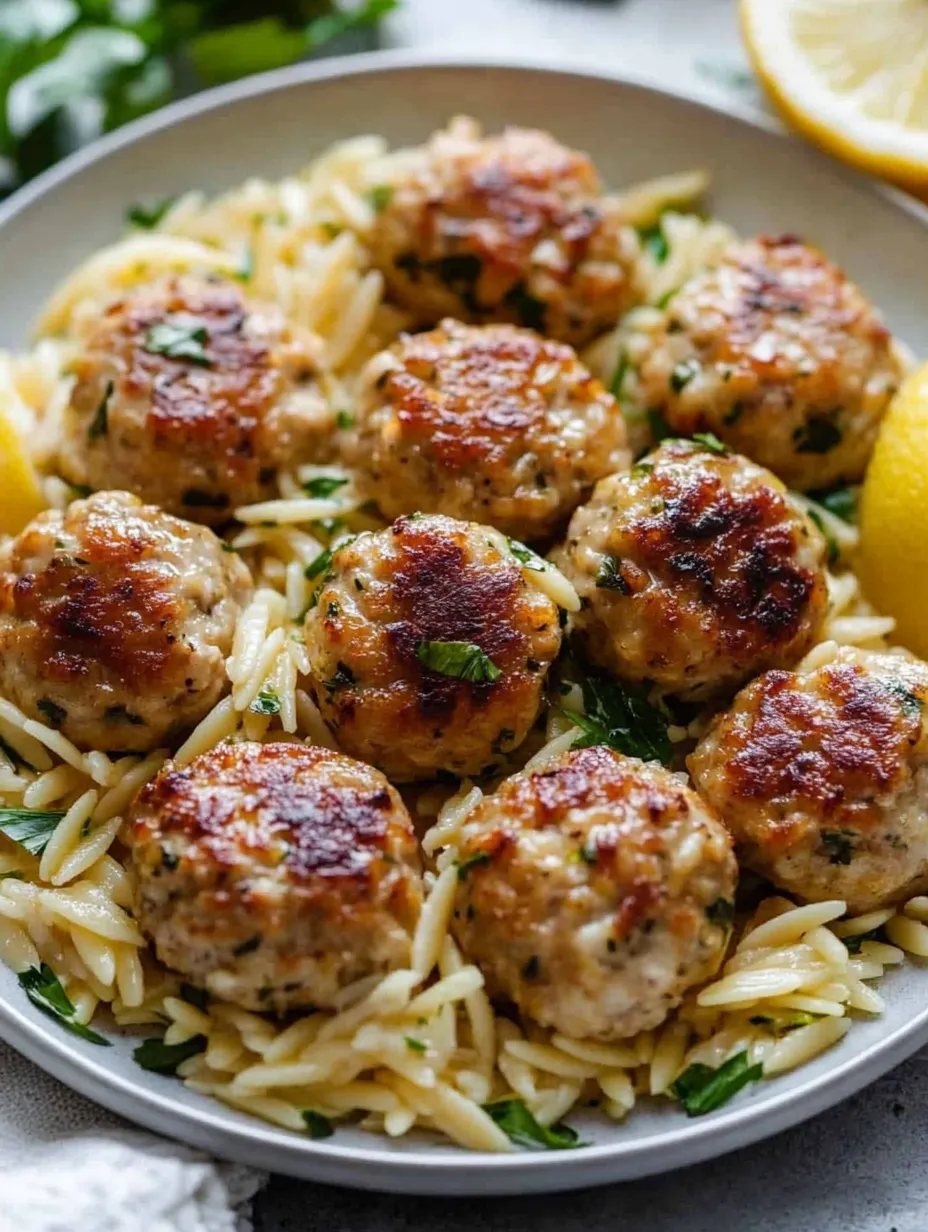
368,117,640,347
130,742,423,1013
637,235,903,490
690,647,928,914
58,274,331,524
554,440,829,700
450,745,736,1040
304,514,562,781
0,491,252,753
348,319,629,542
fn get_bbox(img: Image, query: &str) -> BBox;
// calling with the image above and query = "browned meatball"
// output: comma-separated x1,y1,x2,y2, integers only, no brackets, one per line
303,514,562,781
130,741,423,1012
58,275,331,523
0,491,252,753
553,440,829,700
368,118,640,347
690,648,928,914
450,745,737,1040
636,236,903,490
347,319,629,541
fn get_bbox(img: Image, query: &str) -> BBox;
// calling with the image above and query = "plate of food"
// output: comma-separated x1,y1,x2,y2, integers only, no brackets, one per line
2,52,928,1196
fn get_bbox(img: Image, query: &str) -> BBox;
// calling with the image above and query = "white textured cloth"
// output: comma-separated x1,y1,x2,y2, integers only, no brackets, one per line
0,1039,266,1232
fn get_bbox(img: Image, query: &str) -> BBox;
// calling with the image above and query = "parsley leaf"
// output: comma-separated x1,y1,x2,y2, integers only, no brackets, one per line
369,185,393,213
670,1051,763,1116
609,351,631,400
127,197,177,229
18,965,110,1046
807,507,839,567
336,410,355,430
691,432,728,455
302,1110,335,1139
144,316,212,366
670,360,700,392
562,675,671,766
133,1034,207,1075
416,640,502,684
87,380,113,442
249,689,281,716
637,220,669,265
404,1036,427,1054
483,1099,583,1150
506,537,546,572
0,808,64,856
457,851,491,880
810,485,857,524
820,829,856,866
706,897,735,929
303,476,349,499
595,556,631,594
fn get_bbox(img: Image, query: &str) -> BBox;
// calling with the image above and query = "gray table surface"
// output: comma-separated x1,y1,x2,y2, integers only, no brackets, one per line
259,2,925,1227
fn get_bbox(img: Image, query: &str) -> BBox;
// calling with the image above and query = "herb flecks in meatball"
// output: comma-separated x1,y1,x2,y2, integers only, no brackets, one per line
304,513,562,781
637,235,902,490
554,439,829,700
690,647,928,914
130,742,423,1013
368,118,640,346
451,745,736,1040
58,275,330,523
348,319,629,542
0,491,252,752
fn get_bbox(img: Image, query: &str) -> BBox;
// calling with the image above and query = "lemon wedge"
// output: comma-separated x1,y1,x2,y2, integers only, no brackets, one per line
0,385,47,536
741,0,928,195
859,361,928,657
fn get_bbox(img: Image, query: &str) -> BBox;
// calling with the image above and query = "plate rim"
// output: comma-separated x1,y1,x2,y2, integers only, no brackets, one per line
2,49,928,1192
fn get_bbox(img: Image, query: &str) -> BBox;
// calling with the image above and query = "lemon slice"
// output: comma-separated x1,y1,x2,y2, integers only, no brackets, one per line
859,360,928,658
0,385,47,536
741,0,928,195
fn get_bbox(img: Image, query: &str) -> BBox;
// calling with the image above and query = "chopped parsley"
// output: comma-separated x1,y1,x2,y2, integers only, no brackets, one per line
126,197,177,229
810,485,857,524
369,185,393,213
631,461,654,479
37,699,66,729
336,410,355,430
404,1036,427,1054
19,965,110,1046
144,315,212,366
807,507,840,566
637,220,669,265
723,401,746,426
885,679,923,718
691,432,728,455
793,416,842,455
842,929,882,956
457,851,491,880
305,547,334,581
670,360,699,393
506,537,546,572
302,1110,335,1139
87,380,113,443
0,808,65,856
415,640,502,684
236,244,254,282
595,556,632,595
561,675,672,766
249,689,281,716
820,829,856,866
483,1099,583,1150
303,476,349,499
133,1034,206,1074
647,408,674,442
179,983,209,1011
609,351,631,400
670,1050,763,1116
706,898,735,929
323,662,355,690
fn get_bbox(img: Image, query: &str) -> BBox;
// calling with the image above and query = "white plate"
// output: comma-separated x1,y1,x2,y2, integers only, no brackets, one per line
2,53,928,1196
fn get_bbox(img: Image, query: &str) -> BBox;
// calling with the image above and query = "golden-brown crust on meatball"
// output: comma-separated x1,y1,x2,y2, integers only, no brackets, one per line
637,236,902,490
554,440,829,699
130,741,423,1012
0,491,252,752
58,275,330,523
451,745,737,1040
689,648,928,913
348,319,629,541
304,514,562,781
369,119,640,347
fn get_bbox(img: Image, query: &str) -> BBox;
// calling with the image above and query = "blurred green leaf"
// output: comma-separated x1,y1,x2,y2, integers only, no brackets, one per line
187,18,306,85
305,0,397,49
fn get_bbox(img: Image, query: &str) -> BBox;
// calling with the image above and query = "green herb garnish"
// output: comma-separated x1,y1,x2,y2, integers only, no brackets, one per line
144,316,212,366
19,965,110,1045
692,432,728,455
133,1034,206,1075
810,485,857,524
457,851,491,880
595,556,631,594
506,537,546,572
670,1051,763,1116
303,476,349,499
637,220,669,265
127,197,177,229
820,829,856,866
483,1099,583,1150
562,675,671,766
302,1110,335,1139
0,808,65,856
37,699,66,729
609,351,631,400
794,416,842,455
415,640,502,684
670,360,699,393
249,689,281,716
404,1036,427,1054
706,897,735,929
336,410,355,430
88,380,113,443
369,185,393,213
